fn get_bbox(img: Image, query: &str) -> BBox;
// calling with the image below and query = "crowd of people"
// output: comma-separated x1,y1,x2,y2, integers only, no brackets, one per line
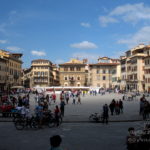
0,88,150,126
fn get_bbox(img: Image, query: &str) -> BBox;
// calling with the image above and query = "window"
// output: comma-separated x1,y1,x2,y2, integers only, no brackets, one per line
103,76,106,80
70,67,74,71
76,67,81,71
64,77,68,80
103,70,106,74
77,77,80,80
97,70,99,74
97,76,100,80
64,67,68,71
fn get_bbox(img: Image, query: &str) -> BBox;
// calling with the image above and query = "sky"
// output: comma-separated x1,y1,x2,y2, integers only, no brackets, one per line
1,0,150,68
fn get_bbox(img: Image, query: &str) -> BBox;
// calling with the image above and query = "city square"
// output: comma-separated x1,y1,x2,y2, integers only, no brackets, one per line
1,0,150,150
0,92,150,150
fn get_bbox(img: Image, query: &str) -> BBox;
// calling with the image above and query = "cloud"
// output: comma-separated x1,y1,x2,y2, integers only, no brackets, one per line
31,50,46,56
80,22,91,28
0,40,8,44
99,3,150,26
6,46,21,51
72,52,100,63
99,16,118,27
70,41,98,49
118,26,150,48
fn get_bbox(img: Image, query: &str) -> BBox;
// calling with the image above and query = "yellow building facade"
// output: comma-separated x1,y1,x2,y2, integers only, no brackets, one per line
89,57,119,88
59,59,88,87
0,49,23,91
30,59,54,87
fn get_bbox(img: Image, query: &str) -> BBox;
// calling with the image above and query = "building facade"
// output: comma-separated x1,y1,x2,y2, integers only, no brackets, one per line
52,64,60,86
59,59,88,87
0,49,23,90
30,59,54,87
144,45,150,92
22,68,32,88
89,57,119,88
0,56,7,91
120,44,146,92
120,56,127,91
112,63,121,89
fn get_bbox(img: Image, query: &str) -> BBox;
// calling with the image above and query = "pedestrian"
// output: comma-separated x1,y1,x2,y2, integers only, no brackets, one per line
109,100,115,115
140,99,145,115
50,135,63,150
77,95,81,104
102,104,109,124
72,95,76,104
54,105,60,126
119,99,123,113
60,91,65,101
60,101,65,117
35,103,43,128
143,100,149,120
65,92,69,104
52,92,56,103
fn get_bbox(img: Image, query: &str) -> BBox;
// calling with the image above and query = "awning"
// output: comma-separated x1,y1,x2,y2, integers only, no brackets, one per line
11,86,24,89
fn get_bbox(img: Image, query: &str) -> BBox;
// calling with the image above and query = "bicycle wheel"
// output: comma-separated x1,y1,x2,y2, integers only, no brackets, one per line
15,120,25,130
31,119,39,129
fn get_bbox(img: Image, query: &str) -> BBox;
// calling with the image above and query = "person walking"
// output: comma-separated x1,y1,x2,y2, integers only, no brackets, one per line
65,92,69,104
52,93,56,103
119,99,123,114
109,100,115,115
60,101,65,117
102,104,109,124
77,95,81,104
72,95,76,104
115,101,120,115
54,105,60,126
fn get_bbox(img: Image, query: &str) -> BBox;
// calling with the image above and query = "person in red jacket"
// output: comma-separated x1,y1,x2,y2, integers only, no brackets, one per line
52,93,56,103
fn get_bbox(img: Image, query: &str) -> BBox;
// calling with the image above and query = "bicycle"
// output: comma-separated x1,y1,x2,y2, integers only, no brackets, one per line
89,113,103,122
14,115,39,130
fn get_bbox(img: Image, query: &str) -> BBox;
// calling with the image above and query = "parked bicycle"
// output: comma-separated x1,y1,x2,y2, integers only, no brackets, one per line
89,113,103,122
14,110,62,130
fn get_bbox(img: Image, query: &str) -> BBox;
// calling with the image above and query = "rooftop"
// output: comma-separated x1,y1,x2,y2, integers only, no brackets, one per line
89,63,119,66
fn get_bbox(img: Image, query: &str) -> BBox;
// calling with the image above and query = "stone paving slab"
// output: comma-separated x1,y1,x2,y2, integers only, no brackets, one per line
0,121,148,150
